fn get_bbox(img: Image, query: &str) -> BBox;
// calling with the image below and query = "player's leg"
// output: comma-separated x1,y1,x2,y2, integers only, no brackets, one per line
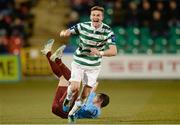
51,76,69,118
41,39,63,78
68,67,101,123
52,76,79,119
47,53,63,78
63,81,80,111
62,62,83,112
68,85,92,123
50,45,71,80
54,57,71,81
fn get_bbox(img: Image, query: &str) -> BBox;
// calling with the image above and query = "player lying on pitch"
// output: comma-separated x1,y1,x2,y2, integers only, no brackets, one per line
41,39,110,120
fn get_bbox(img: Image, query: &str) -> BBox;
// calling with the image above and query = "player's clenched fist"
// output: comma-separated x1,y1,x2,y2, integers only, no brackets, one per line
90,48,100,56
60,29,71,37
90,48,105,56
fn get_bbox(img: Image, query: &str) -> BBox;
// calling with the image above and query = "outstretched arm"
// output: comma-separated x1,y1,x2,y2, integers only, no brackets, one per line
60,23,80,37
59,29,72,37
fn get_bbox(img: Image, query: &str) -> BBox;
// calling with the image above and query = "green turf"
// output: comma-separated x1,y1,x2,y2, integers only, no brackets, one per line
0,78,180,124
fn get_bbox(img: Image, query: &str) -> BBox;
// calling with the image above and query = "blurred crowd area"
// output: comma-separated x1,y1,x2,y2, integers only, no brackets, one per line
66,0,180,54
67,0,179,33
0,0,38,55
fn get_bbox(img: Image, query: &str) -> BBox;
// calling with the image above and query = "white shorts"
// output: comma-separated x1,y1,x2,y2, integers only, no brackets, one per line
69,62,101,87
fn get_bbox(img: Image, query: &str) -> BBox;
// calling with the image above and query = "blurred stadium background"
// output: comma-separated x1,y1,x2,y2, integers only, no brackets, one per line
0,0,180,124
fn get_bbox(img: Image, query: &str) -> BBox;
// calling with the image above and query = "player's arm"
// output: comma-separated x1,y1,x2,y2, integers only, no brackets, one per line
59,29,71,37
90,33,117,57
90,44,117,57
59,24,80,37
101,44,117,57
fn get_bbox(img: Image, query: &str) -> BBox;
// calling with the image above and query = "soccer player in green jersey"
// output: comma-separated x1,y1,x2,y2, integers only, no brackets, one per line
55,6,117,123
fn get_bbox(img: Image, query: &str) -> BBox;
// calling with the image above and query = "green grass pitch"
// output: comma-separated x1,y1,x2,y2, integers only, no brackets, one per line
0,78,180,124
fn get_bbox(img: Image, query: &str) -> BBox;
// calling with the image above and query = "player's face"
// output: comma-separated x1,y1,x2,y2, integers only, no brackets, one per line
93,95,98,103
90,10,104,28
93,94,101,104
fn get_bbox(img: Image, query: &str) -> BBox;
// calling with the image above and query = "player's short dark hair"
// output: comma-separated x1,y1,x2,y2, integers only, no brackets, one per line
98,93,110,108
91,6,104,13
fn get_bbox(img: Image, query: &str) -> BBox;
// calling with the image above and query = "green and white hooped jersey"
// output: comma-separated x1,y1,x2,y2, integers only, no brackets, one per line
69,21,116,67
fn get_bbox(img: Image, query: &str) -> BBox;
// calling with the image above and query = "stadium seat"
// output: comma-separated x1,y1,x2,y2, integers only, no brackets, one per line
104,6,113,25
153,37,168,53
168,36,180,53
113,26,126,35
139,36,154,54
169,27,180,36
127,36,140,47
126,26,140,37
113,26,126,53
125,36,140,54
140,27,151,37
104,14,112,25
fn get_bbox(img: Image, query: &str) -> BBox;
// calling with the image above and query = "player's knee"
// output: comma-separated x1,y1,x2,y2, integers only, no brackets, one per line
52,105,67,119
52,104,58,115
73,87,80,93
81,94,87,100
70,82,80,92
